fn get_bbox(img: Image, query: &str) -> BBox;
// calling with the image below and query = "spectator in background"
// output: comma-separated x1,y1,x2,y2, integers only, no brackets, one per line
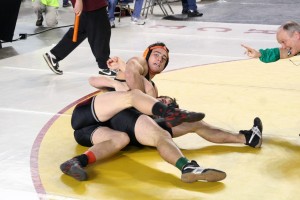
181,0,203,17
242,21,300,63
32,0,59,27
43,0,115,76
131,0,145,25
63,0,71,7
108,0,145,28
107,0,118,28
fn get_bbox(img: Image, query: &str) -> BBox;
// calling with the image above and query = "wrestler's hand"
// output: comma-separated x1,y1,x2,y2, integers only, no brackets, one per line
241,44,261,58
107,56,126,72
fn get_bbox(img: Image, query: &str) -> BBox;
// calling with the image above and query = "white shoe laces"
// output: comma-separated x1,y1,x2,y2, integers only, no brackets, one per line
249,126,262,143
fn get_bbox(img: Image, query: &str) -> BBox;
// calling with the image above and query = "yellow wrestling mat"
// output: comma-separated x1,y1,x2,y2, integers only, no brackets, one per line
36,59,300,200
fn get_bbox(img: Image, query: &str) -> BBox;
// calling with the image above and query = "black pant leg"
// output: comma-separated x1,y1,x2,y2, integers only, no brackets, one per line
50,14,88,61
86,7,111,69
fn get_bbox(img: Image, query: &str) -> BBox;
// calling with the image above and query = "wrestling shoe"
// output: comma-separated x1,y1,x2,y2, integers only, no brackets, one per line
164,108,205,127
181,160,226,183
239,117,263,148
60,158,87,181
99,68,117,77
43,53,63,75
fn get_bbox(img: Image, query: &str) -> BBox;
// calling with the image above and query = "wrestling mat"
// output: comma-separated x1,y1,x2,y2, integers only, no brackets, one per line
33,58,300,200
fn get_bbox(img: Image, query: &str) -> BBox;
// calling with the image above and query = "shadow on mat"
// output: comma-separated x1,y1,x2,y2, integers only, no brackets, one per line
163,14,203,21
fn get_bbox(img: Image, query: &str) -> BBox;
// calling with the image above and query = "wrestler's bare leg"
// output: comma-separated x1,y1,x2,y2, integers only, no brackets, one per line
134,115,184,165
89,127,130,160
94,89,205,127
94,89,159,122
172,117,263,148
171,121,246,144
133,115,226,182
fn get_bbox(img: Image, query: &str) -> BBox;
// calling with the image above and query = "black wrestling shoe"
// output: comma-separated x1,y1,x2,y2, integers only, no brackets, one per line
239,117,263,148
187,10,203,17
43,53,63,75
99,68,117,77
164,108,205,127
60,158,87,181
181,160,226,183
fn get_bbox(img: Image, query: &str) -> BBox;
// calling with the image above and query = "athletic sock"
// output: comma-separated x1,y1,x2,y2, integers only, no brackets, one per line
74,154,89,167
84,150,96,164
175,157,189,170
151,102,168,117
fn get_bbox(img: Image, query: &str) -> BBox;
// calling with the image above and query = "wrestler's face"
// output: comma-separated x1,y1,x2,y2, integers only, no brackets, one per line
148,48,168,74
277,28,300,55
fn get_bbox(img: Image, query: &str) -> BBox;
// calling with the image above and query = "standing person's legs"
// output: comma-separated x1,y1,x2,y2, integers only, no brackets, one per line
44,6,58,27
132,0,144,19
43,12,88,74
186,0,197,11
131,0,145,24
50,13,88,61
181,0,189,13
32,0,45,26
108,0,117,27
86,7,111,70
181,0,203,17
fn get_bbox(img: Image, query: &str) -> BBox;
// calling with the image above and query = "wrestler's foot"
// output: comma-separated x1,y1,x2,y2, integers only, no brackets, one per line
60,158,87,181
239,117,263,148
181,160,226,183
164,108,205,127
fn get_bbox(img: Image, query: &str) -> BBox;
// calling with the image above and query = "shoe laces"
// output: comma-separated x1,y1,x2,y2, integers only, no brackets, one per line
249,126,262,143
182,160,203,173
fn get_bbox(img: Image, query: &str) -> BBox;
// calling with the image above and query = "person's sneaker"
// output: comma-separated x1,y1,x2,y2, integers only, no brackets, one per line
187,10,203,17
239,117,263,148
164,107,205,127
181,160,226,183
36,15,43,26
110,20,115,28
43,53,63,75
131,17,145,25
63,2,72,7
99,68,117,76
60,158,88,181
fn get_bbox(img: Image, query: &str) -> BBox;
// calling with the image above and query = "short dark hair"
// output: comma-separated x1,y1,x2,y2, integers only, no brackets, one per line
157,95,179,108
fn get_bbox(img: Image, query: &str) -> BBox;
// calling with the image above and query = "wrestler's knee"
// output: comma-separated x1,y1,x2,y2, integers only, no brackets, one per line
111,132,130,149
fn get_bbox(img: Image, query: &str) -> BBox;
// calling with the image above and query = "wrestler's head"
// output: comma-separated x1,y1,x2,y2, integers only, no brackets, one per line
157,95,179,108
143,42,169,75
277,21,300,55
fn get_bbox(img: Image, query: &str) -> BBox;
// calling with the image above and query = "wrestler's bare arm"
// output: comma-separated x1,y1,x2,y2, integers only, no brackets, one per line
125,57,148,92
